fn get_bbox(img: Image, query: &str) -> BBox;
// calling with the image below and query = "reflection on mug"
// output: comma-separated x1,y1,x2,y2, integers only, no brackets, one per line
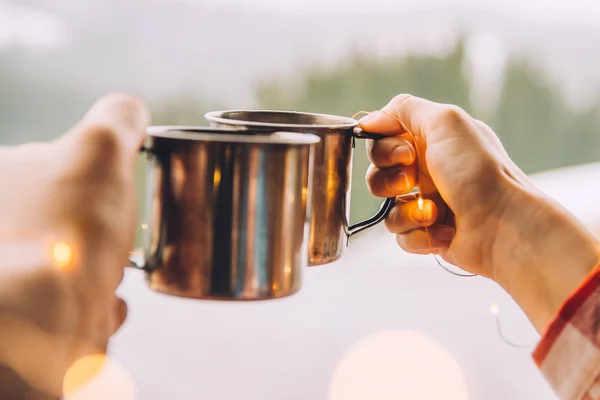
129,126,320,301
205,110,396,266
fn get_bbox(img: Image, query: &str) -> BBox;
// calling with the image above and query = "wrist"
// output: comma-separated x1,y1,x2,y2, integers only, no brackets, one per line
492,182,600,332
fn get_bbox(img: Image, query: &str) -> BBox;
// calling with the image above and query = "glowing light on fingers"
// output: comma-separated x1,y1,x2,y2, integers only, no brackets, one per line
417,196,424,210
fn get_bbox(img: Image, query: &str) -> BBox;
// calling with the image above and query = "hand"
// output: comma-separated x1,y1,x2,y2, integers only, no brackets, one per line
361,94,600,331
0,94,148,397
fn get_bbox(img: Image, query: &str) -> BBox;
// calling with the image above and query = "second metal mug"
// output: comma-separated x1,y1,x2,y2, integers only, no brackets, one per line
205,110,396,266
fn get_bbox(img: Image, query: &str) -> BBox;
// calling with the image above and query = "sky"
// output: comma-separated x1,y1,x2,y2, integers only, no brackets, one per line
1,0,599,108
0,3,65,48
192,0,600,24
2,0,600,48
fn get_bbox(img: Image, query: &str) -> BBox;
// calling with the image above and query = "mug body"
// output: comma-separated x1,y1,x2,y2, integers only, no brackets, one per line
205,111,358,266
142,127,319,300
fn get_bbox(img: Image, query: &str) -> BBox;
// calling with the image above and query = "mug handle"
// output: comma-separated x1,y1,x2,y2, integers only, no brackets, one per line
344,128,397,237
125,143,153,272
128,249,148,271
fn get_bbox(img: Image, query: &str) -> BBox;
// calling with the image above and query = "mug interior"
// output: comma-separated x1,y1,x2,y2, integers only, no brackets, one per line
205,110,358,129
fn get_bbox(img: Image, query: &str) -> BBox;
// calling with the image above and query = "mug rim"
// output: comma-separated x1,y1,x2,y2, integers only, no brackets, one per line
146,125,321,145
204,110,359,130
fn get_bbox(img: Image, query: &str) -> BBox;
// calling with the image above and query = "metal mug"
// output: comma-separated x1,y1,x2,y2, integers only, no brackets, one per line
129,126,320,301
204,110,396,266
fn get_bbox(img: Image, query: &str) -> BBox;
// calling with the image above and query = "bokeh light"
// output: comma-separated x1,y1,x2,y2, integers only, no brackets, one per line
329,330,469,400
51,242,73,270
63,354,136,400
490,302,499,316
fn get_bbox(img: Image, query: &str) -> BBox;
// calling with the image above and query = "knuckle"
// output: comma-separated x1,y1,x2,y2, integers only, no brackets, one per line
439,104,469,127
82,122,121,158
390,94,414,108
389,94,416,116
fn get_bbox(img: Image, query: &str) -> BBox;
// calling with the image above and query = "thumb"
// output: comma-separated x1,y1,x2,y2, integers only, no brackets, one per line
62,93,150,160
358,110,406,136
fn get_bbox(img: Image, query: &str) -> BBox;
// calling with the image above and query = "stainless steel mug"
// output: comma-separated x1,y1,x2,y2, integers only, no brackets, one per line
129,126,320,300
205,110,396,266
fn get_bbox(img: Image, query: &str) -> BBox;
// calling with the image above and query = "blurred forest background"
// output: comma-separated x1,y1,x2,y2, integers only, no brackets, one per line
2,0,600,224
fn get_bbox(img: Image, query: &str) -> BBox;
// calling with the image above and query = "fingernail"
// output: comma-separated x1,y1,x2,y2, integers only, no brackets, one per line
385,171,410,193
411,201,432,222
392,145,413,164
432,226,455,242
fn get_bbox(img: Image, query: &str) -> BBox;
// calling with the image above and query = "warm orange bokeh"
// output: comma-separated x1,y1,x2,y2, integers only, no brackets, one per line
63,354,136,400
51,242,73,270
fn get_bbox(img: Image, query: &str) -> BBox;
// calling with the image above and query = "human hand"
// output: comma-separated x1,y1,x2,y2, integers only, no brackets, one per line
361,94,600,331
0,94,148,397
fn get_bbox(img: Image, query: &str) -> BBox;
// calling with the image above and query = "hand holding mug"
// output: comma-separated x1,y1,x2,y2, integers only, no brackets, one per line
362,94,600,332
0,94,148,396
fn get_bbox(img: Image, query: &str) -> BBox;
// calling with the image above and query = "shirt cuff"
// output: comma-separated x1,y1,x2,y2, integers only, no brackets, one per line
532,266,600,400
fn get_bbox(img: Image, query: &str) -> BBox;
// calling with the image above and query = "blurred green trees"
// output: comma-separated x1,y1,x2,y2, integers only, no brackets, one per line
1,38,599,225
0,49,96,144
492,58,600,173
257,40,600,222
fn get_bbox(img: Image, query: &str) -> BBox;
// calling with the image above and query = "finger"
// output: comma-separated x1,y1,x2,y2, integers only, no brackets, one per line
384,199,438,234
396,224,455,254
63,93,150,163
110,296,128,335
366,163,416,198
358,110,406,136
366,135,415,168
359,94,471,139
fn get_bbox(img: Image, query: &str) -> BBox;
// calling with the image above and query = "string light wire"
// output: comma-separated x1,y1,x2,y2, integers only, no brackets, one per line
490,302,535,348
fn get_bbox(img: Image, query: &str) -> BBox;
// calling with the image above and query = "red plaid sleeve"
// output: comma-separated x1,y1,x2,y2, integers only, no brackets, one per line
533,267,600,400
